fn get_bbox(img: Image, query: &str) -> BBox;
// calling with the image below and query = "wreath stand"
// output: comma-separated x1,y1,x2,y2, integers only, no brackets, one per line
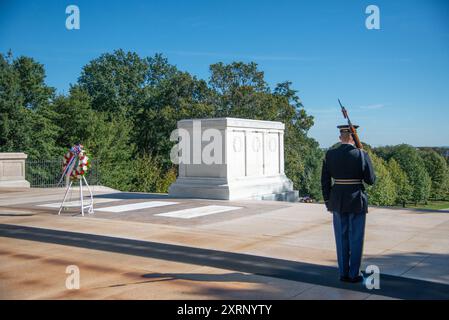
58,175,94,216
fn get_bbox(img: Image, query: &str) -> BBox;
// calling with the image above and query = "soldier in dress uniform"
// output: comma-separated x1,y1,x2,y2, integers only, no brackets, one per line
321,124,376,283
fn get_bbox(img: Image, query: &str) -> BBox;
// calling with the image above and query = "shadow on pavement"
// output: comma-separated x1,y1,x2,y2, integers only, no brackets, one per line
0,223,448,300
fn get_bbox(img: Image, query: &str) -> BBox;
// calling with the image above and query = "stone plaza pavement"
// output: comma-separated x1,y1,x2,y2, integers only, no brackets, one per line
0,187,448,300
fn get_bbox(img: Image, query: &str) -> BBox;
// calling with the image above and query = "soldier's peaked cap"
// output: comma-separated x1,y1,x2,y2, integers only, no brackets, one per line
337,124,359,133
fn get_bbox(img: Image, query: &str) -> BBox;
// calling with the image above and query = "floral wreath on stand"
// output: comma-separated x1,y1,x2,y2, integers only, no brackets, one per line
62,144,91,181
58,143,94,216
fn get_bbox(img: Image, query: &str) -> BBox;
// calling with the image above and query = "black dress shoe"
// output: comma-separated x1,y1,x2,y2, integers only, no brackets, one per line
339,276,351,282
348,275,364,283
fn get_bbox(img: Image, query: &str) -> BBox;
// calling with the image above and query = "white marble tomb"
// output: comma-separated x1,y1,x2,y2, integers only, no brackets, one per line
168,118,296,200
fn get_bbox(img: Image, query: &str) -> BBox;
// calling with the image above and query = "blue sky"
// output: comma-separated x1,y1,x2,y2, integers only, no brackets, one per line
1,0,448,147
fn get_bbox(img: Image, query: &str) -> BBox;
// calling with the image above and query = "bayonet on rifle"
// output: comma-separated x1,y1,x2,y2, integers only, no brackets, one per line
338,99,363,149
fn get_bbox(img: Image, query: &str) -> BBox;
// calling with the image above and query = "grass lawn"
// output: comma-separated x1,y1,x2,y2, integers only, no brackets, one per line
311,200,449,211
403,200,449,211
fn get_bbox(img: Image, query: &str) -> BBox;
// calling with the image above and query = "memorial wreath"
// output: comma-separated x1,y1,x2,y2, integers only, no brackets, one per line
62,144,91,180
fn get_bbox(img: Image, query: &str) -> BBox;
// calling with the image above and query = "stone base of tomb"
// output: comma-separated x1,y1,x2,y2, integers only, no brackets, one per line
169,174,297,201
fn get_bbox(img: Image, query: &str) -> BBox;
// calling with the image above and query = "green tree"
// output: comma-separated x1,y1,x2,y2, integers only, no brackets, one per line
130,153,177,193
135,59,215,157
271,82,322,199
85,112,136,190
51,85,95,148
0,52,28,151
78,49,149,115
373,145,396,161
366,151,397,206
209,61,268,117
419,149,449,200
0,52,59,159
387,158,412,207
13,56,55,109
390,144,431,205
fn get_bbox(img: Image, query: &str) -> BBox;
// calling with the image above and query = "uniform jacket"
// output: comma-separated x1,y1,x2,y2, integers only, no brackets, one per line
321,144,376,214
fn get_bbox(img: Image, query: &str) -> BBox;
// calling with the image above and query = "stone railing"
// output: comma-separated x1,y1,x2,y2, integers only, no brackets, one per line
0,153,30,188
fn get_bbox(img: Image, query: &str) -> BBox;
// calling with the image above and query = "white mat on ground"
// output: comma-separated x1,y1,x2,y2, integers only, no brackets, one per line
96,201,178,212
155,205,242,219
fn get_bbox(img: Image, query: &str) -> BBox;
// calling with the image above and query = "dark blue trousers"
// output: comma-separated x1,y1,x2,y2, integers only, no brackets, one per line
332,211,366,279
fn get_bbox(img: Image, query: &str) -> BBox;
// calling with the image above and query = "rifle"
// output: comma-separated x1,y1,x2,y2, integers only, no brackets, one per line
338,99,363,149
